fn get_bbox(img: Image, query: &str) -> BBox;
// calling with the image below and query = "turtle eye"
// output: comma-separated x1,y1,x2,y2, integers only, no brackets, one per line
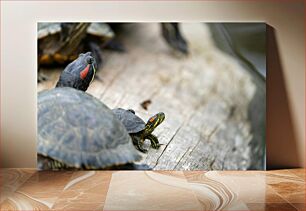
86,56,94,64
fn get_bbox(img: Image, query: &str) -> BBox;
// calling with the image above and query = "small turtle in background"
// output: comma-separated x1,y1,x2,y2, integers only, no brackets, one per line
38,22,188,67
37,22,118,82
38,52,142,170
112,108,165,153
38,23,115,67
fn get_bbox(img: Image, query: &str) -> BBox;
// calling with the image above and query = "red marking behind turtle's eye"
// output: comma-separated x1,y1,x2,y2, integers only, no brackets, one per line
149,117,156,123
80,64,90,79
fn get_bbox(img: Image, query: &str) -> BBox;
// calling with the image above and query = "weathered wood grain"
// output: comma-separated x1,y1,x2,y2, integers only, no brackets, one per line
38,23,264,170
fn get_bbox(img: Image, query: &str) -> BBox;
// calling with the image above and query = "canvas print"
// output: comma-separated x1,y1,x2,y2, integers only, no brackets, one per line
37,23,266,170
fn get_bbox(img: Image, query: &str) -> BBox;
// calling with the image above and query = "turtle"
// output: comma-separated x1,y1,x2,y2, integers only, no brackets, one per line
112,108,165,153
37,52,141,170
37,22,118,67
38,22,188,67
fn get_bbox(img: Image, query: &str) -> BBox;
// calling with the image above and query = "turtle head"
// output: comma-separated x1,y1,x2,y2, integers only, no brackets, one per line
56,52,97,91
144,112,165,135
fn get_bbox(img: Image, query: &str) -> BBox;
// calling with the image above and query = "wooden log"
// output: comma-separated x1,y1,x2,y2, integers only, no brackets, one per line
38,23,264,170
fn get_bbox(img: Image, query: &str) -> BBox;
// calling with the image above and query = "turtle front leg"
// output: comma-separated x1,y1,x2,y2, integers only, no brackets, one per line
146,134,161,149
131,135,148,153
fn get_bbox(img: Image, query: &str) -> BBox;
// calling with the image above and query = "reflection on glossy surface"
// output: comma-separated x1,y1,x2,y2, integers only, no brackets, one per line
0,169,304,210
0,169,35,204
104,171,203,210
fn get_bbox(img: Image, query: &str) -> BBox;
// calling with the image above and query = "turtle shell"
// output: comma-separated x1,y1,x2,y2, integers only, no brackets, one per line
87,23,114,41
38,23,114,66
38,23,62,40
38,23,114,42
112,108,146,134
38,87,141,169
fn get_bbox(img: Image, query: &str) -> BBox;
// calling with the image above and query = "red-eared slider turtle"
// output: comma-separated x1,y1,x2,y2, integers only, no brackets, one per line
112,108,165,153
38,52,141,169
38,22,115,69
38,22,188,67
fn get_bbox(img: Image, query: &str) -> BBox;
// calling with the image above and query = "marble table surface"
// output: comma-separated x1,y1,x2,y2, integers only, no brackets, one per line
0,169,304,210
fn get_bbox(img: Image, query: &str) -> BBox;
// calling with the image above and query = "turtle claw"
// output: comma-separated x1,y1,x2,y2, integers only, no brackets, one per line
151,142,161,149
137,143,148,153
138,147,148,153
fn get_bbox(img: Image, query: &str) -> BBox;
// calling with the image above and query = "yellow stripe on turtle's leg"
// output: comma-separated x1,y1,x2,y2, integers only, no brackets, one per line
131,134,148,153
146,134,161,149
